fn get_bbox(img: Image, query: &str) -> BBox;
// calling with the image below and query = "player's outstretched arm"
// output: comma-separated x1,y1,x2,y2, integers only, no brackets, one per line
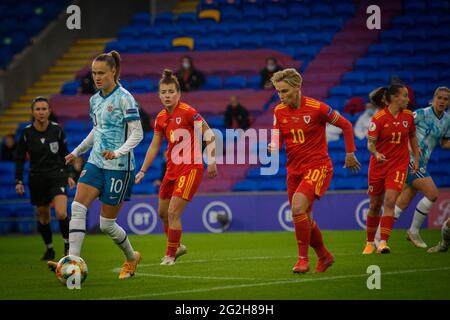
135,132,163,184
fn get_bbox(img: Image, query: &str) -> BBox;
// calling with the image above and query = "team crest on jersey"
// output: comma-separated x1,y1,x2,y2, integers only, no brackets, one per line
80,169,86,178
303,115,311,124
369,122,376,132
49,142,59,154
402,121,408,128
176,117,181,125
273,115,277,126
40,138,45,144
107,105,113,112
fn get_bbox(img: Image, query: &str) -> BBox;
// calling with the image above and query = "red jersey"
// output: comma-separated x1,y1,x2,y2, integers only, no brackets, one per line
367,108,416,171
154,102,204,179
273,95,356,174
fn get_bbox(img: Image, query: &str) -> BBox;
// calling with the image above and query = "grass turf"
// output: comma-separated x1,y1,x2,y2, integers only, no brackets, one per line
0,229,449,300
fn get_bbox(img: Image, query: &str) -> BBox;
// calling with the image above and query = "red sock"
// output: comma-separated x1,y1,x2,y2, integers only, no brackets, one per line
380,216,395,241
166,228,182,257
366,215,380,242
163,223,169,237
310,220,328,258
293,213,311,261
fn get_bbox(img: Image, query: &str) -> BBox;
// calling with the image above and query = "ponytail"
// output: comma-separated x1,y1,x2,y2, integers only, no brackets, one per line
159,69,181,92
93,50,121,83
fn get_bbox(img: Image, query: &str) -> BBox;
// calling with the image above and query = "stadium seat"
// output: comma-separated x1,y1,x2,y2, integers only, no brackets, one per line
203,75,223,90
223,75,247,89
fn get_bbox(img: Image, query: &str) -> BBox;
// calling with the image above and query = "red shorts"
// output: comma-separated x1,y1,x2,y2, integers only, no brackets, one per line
368,166,408,196
287,164,333,205
159,168,204,201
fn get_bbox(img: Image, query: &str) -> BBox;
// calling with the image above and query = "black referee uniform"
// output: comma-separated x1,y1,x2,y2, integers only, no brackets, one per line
15,121,72,259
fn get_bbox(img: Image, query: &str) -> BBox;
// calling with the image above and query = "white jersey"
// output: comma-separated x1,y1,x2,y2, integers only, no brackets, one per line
87,85,140,171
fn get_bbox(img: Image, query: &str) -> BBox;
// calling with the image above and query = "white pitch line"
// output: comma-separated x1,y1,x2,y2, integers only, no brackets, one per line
135,272,261,281
137,255,296,267
99,266,450,300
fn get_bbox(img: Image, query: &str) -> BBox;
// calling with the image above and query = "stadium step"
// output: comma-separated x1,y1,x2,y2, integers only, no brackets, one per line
0,38,112,138
172,0,198,14
41,74,74,81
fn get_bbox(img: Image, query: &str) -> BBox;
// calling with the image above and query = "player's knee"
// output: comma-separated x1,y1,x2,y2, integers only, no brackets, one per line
167,207,180,222
383,196,396,210
71,201,87,220
158,208,168,220
99,216,115,234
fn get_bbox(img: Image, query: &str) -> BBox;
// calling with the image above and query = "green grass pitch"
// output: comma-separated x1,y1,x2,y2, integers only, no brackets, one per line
0,229,449,300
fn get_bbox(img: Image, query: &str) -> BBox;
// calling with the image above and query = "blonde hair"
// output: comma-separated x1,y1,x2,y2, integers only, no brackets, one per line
434,86,450,97
159,69,180,92
94,50,121,83
270,68,303,88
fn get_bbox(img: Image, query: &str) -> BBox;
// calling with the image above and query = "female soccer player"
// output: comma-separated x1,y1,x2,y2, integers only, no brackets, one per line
135,69,217,266
15,97,75,261
269,68,361,273
394,86,450,248
363,84,420,254
49,51,144,279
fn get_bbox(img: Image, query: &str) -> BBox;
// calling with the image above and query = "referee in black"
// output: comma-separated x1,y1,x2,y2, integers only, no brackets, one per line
15,97,76,260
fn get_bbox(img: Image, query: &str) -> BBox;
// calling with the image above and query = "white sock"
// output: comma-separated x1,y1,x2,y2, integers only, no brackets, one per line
410,197,433,233
68,201,87,257
100,216,135,261
394,205,403,220
442,223,450,248
374,226,381,242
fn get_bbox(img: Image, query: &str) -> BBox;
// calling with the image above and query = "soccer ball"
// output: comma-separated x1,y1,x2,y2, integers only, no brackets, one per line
55,255,88,286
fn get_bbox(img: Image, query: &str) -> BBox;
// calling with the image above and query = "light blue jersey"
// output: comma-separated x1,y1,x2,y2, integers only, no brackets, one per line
88,85,140,171
412,106,450,168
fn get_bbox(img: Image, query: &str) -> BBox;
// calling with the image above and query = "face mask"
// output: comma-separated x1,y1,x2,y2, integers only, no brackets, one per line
182,62,191,69
267,64,276,72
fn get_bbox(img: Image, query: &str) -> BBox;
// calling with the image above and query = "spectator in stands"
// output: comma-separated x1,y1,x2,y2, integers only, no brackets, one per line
139,106,153,133
391,75,415,110
354,102,378,140
224,95,251,130
1,134,17,161
78,70,96,95
175,55,205,92
343,96,365,115
260,57,282,89
354,87,385,140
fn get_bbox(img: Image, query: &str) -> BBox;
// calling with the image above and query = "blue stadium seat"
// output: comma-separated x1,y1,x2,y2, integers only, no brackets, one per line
392,16,415,28
130,79,153,93
277,20,299,32
334,3,355,16
238,35,263,48
366,71,389,83
154,12,174,24
380,30,403,42
342,72,366,85
203,75,223,90
329,86,352,99
354,57,378,71
61,81,79,95
368,43,390,55
377,57,402,70
221,7,243,22
414,70,439,82
207,23,231,36
404,1,426,13
289,3,311,17
194,37,217,50
251,22,275,34
285,34,308,46
206,116,225,129
427,55,449,67
242,6,265,21
246,75,260,89
311,4,333,17
132,12,151,26
264,5,288,19
175,12,197,24
223,75,247,89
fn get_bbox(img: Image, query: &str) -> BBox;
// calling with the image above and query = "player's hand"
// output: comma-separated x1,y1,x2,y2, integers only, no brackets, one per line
344,152,361,173
15,183,25,195
374,152,386,163
207,163,217,179
102,150,116,160
135,171,145,184
65,153,76,165
68,177,76,189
